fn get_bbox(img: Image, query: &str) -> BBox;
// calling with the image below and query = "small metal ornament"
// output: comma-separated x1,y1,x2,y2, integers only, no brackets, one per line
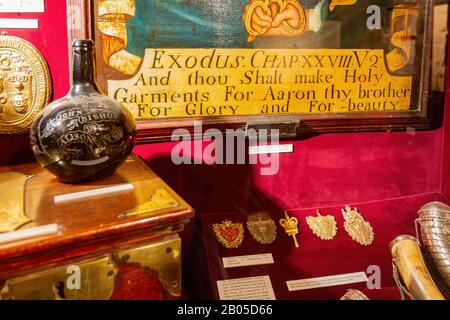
0,32,51,134
213,220,244,249
340,289,369,300
279,212,299,248
306,210,337,240
342,205,374,246
247,212,277,244
0,171,33,233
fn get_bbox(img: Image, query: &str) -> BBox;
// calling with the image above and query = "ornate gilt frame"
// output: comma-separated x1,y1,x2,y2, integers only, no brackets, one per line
67,0,437,143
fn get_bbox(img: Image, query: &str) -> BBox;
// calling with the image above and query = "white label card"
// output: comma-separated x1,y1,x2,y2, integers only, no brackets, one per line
0,224,58,245
217,275,276,300
249,144,294,155
54,184,134,203
286,272,368,291
0,0,44,13
222,253,274,268
0,18,39,29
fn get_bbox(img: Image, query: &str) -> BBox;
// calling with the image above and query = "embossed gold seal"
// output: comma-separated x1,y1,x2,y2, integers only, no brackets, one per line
306,210,337,240
342,205,374,246
0,32,51,134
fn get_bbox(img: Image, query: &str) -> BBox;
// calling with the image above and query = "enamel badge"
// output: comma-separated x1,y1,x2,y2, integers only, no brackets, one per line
213,220,244,248
247,212,277,244
342,206,374,246
306,210,337,240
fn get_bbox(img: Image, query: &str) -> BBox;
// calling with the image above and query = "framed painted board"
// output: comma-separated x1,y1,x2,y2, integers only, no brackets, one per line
68,0,436,142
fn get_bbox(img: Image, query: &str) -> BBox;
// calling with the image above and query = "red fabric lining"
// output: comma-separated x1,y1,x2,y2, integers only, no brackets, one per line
199,192,448,300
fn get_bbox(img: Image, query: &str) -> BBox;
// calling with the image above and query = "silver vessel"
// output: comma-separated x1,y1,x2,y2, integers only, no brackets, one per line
340,289,369,300
417,202,450,294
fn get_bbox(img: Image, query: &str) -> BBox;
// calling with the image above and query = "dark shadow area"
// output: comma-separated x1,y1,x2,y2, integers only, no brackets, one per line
429,92,446,130
0,134,34,166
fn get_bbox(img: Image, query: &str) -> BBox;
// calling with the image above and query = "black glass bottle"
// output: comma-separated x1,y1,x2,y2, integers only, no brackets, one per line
30,40,136,183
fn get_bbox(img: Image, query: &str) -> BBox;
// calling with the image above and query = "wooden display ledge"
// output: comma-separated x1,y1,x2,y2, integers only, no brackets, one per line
0,154,194,300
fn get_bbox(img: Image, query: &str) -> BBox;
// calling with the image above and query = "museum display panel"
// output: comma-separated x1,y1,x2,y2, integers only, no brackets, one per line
0,0,449,300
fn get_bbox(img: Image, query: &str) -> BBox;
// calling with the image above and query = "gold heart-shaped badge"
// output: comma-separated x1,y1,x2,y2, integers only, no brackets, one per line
213,220,245,248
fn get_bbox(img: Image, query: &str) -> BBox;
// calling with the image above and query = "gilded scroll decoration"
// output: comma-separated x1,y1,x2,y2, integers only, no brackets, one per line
118,188,179,217
386,5,419,72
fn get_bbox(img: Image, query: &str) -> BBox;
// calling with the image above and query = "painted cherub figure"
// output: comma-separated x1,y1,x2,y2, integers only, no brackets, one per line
243,0,358,42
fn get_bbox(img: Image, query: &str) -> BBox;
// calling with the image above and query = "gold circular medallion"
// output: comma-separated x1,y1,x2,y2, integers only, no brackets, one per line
0,33,51,135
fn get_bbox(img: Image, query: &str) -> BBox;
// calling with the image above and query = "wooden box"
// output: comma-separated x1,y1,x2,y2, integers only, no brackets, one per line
0,155,194,300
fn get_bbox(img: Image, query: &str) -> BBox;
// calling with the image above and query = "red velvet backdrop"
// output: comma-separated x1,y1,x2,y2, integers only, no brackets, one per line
0,2,448,299
0,0,69,165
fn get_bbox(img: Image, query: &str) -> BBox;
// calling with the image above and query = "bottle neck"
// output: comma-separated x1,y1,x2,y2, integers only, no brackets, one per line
71,49,98,90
